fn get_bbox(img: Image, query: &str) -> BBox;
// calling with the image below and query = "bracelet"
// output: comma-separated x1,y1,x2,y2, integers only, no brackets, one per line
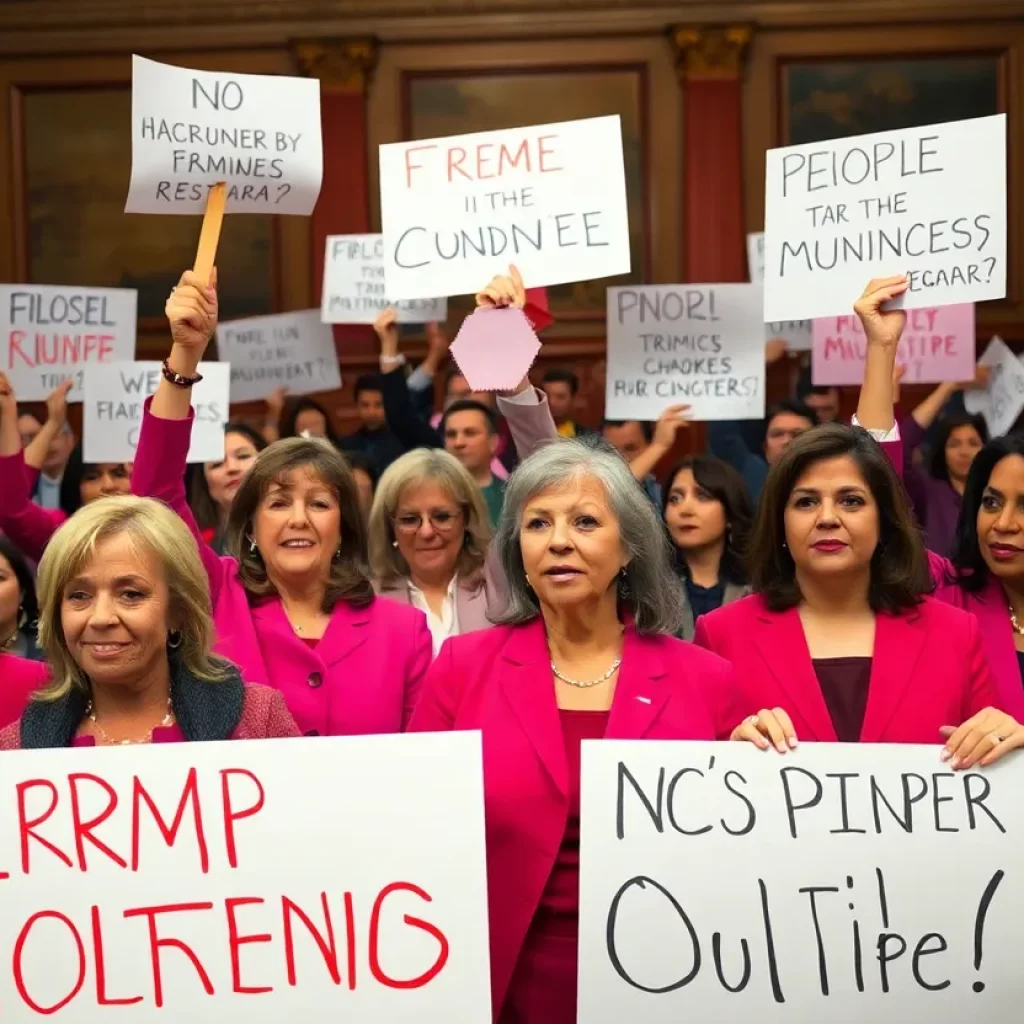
380,353,406,367
161,359,203,388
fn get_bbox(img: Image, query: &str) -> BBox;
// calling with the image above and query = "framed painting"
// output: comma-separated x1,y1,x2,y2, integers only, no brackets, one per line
780,56,1002,145
16,85,276,328
403,66,648,321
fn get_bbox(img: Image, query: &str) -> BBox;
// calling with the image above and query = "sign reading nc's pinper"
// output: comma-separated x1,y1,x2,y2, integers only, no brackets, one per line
579,742,1021,1022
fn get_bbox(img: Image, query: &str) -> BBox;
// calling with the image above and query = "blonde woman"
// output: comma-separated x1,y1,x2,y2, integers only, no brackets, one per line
0,496,300,749
371,448,500,652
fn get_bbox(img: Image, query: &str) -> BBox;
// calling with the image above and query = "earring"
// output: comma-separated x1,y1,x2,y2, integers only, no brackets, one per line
167,629,183,649
392,541,399,549
248,537,257,554
525,574,533,589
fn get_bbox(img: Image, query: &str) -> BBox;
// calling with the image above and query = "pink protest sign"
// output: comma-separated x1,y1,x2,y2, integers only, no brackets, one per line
450,306,540,391
812,304,976,386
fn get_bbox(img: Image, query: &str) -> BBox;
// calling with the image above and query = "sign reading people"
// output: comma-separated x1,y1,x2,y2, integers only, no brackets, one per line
0,731,491,1021
2,285,137,402
83,360,230,463
746,232,812,351
965,336,1024,437
126,55,323,215
763,115,1007,322
605,285,766,421
578,741,1021,1023
812,303,976,385
216,309,342,403
379,116,630,300
322,235,448,324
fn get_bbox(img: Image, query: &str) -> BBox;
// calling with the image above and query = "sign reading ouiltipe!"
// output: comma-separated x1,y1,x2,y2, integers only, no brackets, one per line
746,232,812,352
379,116,630,300
812,304,976,386
126,55,323,215
216,309,342,403
579,741,1021,1022
0,731,491,1021
82,360,230,463
763,115,1007,322
321,235,448,324
605,285,766,422
1,284,137,402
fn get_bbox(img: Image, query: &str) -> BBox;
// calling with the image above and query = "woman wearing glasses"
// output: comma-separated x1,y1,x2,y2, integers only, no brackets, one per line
368,268,559,652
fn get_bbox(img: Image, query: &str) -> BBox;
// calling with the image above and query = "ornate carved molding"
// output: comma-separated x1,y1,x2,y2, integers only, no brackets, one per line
293,38,379,93
670,24,753,81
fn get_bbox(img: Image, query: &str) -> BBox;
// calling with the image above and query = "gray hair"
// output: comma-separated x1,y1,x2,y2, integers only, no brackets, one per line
491,437,685,634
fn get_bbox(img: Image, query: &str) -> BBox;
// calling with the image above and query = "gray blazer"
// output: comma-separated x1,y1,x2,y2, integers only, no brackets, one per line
678,580,749,641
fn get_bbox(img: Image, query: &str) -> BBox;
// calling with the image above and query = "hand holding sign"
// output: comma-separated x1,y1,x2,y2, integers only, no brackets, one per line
476,263,527,309
731,707,799,753
853,275,909,349
940,708,1024,769
166,269,219,360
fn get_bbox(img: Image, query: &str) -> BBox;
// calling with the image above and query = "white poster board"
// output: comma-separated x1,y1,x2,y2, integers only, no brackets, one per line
83,360,230,463
216,309,342,403
746,232,812,351
379,116,630,300
0,731,490,1021
580,741,1022,1023
126,55,323,215
1,285,137,401
965,336,1024,437
763,115,1007,322
321,235,448,324
605,285,766,421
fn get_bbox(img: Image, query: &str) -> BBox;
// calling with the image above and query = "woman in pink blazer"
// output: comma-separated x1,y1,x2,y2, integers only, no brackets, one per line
131,270,431,738
0,653,46,729
695,279,1024,768
410,437,740,1023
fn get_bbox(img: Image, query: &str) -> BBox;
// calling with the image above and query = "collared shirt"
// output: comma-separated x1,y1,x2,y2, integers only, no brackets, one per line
408,575,461,656
34,473,61,510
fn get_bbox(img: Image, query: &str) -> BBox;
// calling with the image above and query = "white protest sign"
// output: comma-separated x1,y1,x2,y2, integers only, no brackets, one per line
747,232,812,351
83,360,230,463
216,309,341,404
965,336,1024,437
580,741,1022,1023
126,55,323,215
380,115,630,300
321,235,448,324
1,285,137,402
0,731,491,1021
605,285,766,422
764,115,1007,322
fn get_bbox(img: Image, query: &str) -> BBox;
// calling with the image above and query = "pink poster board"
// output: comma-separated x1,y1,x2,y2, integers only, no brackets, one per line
812,304,976,386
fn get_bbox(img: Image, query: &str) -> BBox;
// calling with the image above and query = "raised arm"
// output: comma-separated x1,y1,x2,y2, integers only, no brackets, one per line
854,275,908,434
627,405,692,484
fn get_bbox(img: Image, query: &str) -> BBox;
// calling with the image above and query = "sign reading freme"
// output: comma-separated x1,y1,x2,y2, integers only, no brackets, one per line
126,55,323,215
216,309,342,403
379,116,630,300
763,115,1007,322
0,732,491,1022
579,741,1021,1023
2,285,137,402
83,360,230,463
321,235,448,324
605,285,766,422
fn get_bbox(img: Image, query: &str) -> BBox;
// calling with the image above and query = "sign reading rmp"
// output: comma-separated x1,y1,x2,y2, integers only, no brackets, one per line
1,285,137,402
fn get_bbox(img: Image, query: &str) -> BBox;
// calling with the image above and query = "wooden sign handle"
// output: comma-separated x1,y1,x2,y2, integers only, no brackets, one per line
193,182,226,286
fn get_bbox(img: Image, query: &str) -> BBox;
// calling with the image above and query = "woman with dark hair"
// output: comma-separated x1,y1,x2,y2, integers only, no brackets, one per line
187,420,267,553
0,535,42,660
279,397,335,441
900,377,988,555
0,375,131,562
696,277,1024,769
661,454,752,638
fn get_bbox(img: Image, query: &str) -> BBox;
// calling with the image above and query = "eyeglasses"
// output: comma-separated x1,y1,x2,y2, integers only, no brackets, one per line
393,510,463,534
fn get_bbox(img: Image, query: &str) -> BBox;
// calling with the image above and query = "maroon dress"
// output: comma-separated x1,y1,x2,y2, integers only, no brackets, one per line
501,709,609,1024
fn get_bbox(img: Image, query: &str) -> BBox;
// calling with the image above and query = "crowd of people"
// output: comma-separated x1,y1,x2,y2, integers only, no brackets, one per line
1,263,1022,1022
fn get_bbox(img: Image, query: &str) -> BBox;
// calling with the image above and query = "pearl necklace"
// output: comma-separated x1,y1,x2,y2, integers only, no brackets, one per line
1010,604,1024,636
550,657,622,688
84,697,175,746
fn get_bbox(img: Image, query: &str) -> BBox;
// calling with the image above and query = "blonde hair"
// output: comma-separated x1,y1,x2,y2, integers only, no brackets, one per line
36,495,230,700
368,448,491,586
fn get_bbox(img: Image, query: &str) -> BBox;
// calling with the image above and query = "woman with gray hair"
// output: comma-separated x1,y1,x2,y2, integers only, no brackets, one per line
409,435,742,1024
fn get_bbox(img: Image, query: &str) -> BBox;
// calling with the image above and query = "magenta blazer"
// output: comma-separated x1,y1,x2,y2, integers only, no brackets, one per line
0,451,66,563
131,402,432,737
407,616,740,1017
693,593,1001,743
0,654,48,728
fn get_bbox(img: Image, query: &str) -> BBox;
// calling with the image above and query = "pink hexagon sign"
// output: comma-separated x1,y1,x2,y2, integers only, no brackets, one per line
449,307,541,391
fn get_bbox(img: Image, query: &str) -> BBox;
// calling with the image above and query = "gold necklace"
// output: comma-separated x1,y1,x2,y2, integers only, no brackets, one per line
84,697,175,746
